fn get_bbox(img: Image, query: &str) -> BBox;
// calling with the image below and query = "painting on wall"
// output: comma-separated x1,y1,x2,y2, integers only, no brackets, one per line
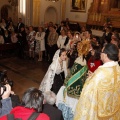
71,0,87,12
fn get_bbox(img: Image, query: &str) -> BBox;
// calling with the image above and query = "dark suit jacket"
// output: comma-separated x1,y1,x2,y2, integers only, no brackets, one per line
56,26,62,35
43,104,64,120
16,22,25,33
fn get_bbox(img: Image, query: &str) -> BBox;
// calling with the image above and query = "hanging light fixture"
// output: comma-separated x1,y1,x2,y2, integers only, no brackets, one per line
46,0,59,2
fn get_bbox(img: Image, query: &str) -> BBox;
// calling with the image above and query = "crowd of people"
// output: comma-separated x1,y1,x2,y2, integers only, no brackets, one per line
39,18,120,120
0,17,120,120
0,70,63,120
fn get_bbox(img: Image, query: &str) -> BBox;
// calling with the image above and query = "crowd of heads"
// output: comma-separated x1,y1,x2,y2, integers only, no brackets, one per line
0,17,119,63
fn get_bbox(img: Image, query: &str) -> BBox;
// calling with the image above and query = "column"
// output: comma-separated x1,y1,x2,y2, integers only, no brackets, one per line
61,0,66,21
33,0,41,26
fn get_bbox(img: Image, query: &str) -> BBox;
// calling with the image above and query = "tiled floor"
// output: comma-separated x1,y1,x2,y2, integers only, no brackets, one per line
0,57,49,98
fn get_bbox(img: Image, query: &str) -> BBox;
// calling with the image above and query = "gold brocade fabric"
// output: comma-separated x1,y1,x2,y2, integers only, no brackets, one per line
74,64,120,120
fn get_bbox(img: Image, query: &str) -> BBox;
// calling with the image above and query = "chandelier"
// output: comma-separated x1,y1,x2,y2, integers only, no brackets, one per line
8,0,18,6
46,0,59,2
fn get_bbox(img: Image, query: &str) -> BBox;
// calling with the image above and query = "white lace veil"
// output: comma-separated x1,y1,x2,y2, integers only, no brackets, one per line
39,49,61,92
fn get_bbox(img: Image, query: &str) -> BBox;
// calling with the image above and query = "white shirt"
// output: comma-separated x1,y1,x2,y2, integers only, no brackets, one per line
57,35,67,49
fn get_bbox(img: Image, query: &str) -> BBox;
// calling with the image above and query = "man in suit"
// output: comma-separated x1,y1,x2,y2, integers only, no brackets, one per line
16,18,25,33
57,21,65,35
44,23,50,61
43,91,64,120
17,26,27,58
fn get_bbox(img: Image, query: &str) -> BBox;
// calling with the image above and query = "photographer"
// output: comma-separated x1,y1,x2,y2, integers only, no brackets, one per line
0,70,20,117
0,87,50,120
0,84,12,117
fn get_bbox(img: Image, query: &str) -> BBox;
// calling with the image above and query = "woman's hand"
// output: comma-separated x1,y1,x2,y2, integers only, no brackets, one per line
87,70,93,78
1,84,11,99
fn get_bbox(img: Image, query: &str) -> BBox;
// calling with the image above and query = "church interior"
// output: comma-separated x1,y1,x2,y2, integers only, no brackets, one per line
0,0,120,119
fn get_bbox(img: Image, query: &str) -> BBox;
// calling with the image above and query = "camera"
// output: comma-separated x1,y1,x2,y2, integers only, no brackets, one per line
0,70,13,96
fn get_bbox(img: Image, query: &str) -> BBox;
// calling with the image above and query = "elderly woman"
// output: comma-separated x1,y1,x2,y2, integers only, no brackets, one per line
43,91,64,120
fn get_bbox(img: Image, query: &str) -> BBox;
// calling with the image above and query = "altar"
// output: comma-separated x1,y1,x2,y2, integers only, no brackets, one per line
87,0,120,32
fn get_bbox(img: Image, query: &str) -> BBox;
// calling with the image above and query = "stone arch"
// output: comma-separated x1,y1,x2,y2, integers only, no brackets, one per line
44,6,58,24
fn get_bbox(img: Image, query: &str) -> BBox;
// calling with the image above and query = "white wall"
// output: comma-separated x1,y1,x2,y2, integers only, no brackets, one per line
44,7,57,23
65,0,93,22
40,0,62,25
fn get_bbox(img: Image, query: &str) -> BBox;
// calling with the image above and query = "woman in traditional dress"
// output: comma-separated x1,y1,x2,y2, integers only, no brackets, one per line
56,40,90,120
39,48,68,94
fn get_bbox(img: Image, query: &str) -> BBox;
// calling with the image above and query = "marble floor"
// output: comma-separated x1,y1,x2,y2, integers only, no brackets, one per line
0,57,49,98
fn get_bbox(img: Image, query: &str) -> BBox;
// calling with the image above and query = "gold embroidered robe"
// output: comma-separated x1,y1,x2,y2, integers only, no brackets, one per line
74,61,120,120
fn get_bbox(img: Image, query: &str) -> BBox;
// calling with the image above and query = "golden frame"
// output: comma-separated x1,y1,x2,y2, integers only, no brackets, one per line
71,0,87,12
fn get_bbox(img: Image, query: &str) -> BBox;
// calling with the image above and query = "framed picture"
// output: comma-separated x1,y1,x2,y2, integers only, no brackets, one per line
71,0,87,12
